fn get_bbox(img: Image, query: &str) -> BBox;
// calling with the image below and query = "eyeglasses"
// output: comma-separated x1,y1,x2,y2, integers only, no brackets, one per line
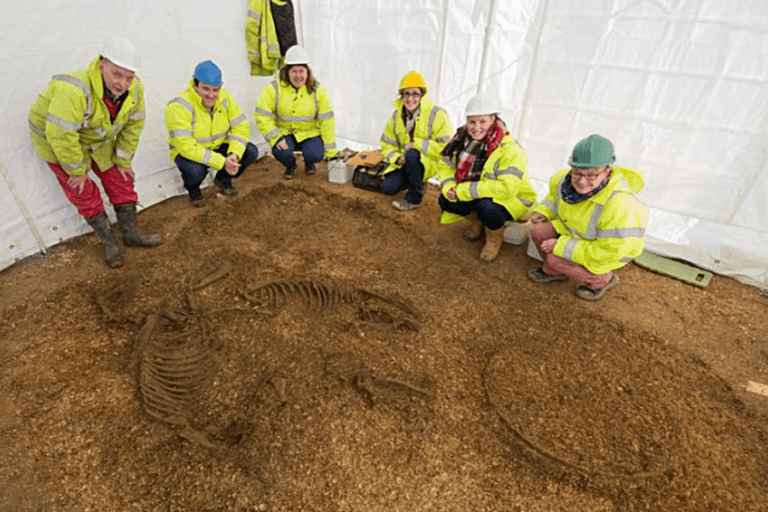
570,168,608,182
402,92,422,98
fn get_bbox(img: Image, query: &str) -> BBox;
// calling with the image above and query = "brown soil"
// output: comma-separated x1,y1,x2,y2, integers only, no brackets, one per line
2,157,768,512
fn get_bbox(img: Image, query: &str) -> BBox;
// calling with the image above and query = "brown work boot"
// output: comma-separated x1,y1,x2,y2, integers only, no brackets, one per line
463,212,484,241
479,227,505,262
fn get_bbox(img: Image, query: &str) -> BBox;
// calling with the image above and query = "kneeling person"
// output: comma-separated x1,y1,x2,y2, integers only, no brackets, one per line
528,134,648,301
166,60,259,206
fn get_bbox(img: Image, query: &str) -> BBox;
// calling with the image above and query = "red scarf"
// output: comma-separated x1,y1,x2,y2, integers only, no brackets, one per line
449,121,507,183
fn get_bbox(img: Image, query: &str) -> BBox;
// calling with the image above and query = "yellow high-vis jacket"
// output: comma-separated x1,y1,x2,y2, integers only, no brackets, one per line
165,80,251,171
437,133,537,224
28,56,146,176
254,79,337,158
245,0,282,76
534,167,648,275
379,95,452,180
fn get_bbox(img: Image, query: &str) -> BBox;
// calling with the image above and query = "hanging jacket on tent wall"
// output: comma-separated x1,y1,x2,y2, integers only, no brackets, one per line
246,0,282,76
270,0,298,55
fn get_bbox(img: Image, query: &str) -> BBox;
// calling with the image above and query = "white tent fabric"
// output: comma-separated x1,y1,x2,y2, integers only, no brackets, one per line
2,0,767,288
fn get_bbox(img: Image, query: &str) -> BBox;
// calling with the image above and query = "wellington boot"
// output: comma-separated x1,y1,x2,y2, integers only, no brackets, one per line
85,212,123,268
479,227,505,262
114,203,162,247
462,212,485,241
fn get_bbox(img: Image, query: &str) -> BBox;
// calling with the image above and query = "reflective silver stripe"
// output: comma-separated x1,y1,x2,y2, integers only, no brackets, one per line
426,106,438,139
317,111,333,120
313,90,319,118
390,111,401,146
110,124,123,135
254,107,275,118
381,135,397,146
168,97,196,131
541,198,557,212
201,148,213,165
46,113,80,131
129,110,145,120
115,148,134,161
268,43,280,52
562,238,578,261
496,166,524,179
324,142,336,150
441,176,457,187
384,149,398,163
272,81,279,111
229,135,248,146
62,159,86,171
197,129,228,143
248,9,261,21
442,155,456,169
279,115,315,122
520,197,535,207
222,98,229,109
420,138,430,154
53,74,92,121
231,113,246,126
469,182,480,199
29,120,46,137
266,128,282,139
597,227,646,238
435,136,450,143
169,129,193,138
248,50,258,58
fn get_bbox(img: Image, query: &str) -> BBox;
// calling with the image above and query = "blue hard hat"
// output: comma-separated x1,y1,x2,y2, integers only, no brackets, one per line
193,60,222,86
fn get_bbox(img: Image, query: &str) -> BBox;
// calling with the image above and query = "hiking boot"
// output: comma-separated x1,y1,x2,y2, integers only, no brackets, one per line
392,198,421,212
214,178,238,197
528,267,568,284
190,189,205,207
305,163,316,175
479,227,505,262
575,274,619,301
463,212,484,241
284,165,296,180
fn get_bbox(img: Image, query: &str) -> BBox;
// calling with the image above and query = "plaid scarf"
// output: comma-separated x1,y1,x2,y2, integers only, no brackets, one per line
401,106,419,142
441,120,506,183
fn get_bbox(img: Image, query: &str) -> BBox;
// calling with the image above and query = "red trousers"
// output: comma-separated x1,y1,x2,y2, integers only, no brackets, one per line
530,222,614,289
47,161,138,218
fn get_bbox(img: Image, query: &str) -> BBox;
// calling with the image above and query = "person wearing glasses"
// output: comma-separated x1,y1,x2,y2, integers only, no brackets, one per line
527,134,648,300
379,71,452,211
437,93,537,262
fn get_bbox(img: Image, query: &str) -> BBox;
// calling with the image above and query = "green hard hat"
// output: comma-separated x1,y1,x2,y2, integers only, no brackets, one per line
569,134,616,168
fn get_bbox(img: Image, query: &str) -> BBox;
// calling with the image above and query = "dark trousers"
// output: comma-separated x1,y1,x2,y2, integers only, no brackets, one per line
271,135,324,169
438,196,513,230
381,149,425,204
174,142,260,194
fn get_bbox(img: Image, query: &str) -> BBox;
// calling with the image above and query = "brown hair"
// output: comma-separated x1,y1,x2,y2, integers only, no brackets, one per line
279,64,317,93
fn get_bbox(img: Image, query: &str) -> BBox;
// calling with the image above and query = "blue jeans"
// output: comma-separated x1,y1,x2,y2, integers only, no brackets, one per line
438,196,513,230
175,142,260,193
381,149,425,204
271,135,324,169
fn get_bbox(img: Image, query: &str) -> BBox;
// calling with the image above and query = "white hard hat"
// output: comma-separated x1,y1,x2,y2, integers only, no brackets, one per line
100,37,141,72
284,45,309,66
465,93,501,117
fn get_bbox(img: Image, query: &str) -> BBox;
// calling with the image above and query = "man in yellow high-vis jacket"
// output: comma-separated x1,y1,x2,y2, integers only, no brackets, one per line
165,60,260,207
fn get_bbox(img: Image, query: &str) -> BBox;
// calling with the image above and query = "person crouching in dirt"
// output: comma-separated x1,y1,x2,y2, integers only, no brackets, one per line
378,71,452,212
527,134,648,301
437,93,537,263
165,60,260,207
28,37,161,269
254,45,337,180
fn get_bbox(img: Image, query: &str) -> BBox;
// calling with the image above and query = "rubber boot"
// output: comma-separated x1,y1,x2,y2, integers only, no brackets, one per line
114,203,163,247
479,227,505,262
463,212,484,241
85,211,123,268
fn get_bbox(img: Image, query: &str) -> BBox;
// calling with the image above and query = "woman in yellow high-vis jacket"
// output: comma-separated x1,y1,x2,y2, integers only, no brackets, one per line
437,93,537,263
254,45,337,180
379,71,452,212
528,134,648,301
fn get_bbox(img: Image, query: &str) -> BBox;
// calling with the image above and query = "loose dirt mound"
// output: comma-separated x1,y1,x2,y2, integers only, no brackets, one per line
1,158,767,511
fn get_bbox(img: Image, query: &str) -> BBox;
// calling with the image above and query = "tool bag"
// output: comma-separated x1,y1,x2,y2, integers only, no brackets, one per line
348,150,387,192
352,161,387,192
